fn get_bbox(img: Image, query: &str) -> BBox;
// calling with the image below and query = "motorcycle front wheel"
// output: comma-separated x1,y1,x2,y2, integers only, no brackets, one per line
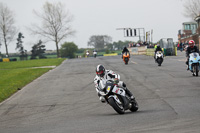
157,58,162,66
194,65,199,76
108,97,125,114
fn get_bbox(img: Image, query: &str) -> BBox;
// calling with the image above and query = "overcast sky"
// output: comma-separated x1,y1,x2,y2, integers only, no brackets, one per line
0,0,192,53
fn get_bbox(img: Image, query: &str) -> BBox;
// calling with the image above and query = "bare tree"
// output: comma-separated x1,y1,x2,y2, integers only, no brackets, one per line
183,0,200,19
0,3,17,57
30,2,75,58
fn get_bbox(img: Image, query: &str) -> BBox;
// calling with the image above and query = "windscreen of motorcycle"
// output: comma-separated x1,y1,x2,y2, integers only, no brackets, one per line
156,51,163,57
190,53,199,58
156,51,162,55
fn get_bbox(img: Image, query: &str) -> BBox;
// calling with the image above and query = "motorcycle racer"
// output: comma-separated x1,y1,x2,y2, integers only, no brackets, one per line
94,64,135,103
154,45,162,59
186,40,199,70
122,47,130,59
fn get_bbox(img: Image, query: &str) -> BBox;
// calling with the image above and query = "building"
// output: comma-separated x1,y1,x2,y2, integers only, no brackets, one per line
178,19,200,50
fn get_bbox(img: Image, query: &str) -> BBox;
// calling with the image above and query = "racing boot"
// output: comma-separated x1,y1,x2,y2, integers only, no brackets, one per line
186,60,189,70
125,87,135,101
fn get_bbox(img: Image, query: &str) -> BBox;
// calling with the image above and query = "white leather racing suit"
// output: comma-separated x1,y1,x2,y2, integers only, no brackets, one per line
94,70,134,99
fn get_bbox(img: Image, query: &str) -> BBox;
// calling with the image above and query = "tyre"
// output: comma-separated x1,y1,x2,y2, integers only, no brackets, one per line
157,58,162,66
108,97,125,114
192,65,199,76
129,99,139,112
195,65,199,76
125,58,128,65
192,65,196,76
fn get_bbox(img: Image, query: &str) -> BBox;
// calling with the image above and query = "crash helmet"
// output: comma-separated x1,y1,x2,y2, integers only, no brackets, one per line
188,40,195,48
96,64,105,77
123,46,128,50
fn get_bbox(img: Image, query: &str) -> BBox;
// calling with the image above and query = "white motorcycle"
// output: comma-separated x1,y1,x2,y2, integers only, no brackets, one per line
98,78,138,114
155,51,164,66
93,51,97,58
86,52,90,58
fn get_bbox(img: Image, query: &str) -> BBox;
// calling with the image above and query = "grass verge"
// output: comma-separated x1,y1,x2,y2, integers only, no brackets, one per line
0,58,66,103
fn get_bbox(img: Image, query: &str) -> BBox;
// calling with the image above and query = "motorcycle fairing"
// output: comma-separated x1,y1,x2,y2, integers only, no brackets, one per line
189,52,200,70
112,86,125,96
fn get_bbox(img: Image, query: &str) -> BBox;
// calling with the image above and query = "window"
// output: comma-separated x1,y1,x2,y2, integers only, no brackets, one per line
184,24,191,30
191,24,197,34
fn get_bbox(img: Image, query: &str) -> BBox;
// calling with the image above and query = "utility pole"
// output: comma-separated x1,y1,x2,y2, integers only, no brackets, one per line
151,29,153,44
138,29,141,41
146,31,151,44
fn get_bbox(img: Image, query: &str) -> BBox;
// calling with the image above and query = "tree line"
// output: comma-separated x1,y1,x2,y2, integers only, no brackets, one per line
87,35,134,50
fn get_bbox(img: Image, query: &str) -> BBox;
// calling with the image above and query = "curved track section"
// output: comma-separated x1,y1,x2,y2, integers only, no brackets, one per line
0,51,200,133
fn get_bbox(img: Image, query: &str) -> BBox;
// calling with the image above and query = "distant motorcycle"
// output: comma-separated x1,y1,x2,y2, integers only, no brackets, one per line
155,51,164,66
188,52,200,76
86,52,90,58
122,52,130,65
98,79,138,114
93,51,97,58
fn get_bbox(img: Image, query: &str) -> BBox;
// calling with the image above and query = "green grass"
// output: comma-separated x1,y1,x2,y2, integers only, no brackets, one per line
45,54,57,58
0,58,65,69
0,58,66,103
9,54,57,61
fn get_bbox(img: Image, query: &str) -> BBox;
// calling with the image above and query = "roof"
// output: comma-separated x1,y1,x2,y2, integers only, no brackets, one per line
194,16,200,21
182,22,197,25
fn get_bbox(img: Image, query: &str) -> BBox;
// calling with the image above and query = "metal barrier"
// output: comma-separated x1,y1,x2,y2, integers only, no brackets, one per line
103,53,118,56
128,47,177,56
146,49,154,56
128,46,147,55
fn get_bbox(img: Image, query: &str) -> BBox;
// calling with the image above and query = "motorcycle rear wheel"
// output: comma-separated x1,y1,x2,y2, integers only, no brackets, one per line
129,99,139,112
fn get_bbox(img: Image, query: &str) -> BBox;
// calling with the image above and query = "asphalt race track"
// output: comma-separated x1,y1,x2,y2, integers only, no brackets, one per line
0,51,200,133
